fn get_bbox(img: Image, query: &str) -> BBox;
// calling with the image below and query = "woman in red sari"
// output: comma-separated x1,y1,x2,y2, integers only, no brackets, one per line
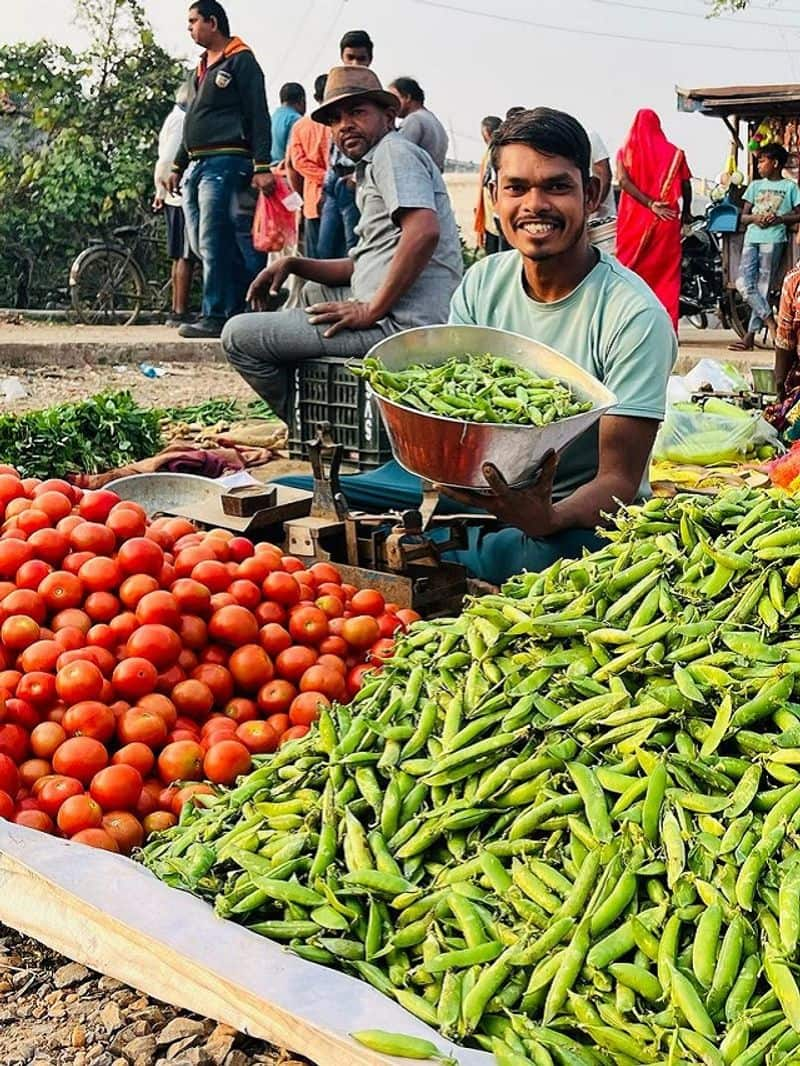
616,109,692,329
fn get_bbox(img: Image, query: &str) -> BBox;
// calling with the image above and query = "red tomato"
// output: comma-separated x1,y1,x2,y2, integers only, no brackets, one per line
119,573,159,609
19,758,51,790
5,697,39,731
0,723,29,763
171,578,211,616
274,645,317,683
191,664,234,706
52,736,108,784
57,792,103,835
309,562,342,586
0,752,20,796
262,571,301,607
346,663,377,697
171,679,215,720
116,537,164,576
0,789,14,820
288,605,329,646
39,572,84,615
70,827,119,851
208,605,258,647
191,559,231,593
37,774,83,816
51,609,91,635
90,764,143,812
228,578,261,610
101,811,144,854
15,809,54,833
369,638,397,663
281,556,305,574
228,537,254,562
33,491,72,523
112,658,158,701
1,588,47,625
143,810,177,834
69,522,116,556
317,653,347,675
135,590,180,629
126,624,182,670
376,613,403,638
222,696,258,725
299,664,346,701
30,722,67,759
78,490,120,523
112,742,155,778
62,700,115,743
350,589,385,617
203,739,252,785
341,615,381,650
56,660,104,704
117,707,168,748
84,592,121,624
395,608,422,627
257,679,297,716
258,623,292,657
281,724,310,745
236,720,279,754
15,559,52,590
318,635,349,658
1,614,40,651
106,507,146,541
171,783,215,815
0,539,34,580
138,693,178,730
78,556,122,593
157,740,204,784
290,691,330,727
16,671,57,709
228,644,273,692
315,595,344,620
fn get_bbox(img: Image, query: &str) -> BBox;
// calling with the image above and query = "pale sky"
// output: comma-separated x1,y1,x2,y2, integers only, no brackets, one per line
4,0,800,178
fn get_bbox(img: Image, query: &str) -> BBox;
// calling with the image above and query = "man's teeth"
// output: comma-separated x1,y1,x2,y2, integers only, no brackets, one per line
522,221,557,234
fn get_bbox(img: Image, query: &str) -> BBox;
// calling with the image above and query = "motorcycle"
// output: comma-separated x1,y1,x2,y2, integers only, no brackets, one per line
679,205,751,339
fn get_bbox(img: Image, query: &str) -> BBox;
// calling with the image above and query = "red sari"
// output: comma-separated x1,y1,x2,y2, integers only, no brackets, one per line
616,109,691,329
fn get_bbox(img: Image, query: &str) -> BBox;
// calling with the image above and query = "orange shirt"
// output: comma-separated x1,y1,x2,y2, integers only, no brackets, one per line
288,115,331,220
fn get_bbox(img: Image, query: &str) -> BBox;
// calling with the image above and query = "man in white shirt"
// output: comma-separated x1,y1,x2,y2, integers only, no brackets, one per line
588,128,617,255
153,81,196,325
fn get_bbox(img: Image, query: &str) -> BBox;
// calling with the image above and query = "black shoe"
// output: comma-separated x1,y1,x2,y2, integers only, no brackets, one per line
166,312,194,327
178,317,225,339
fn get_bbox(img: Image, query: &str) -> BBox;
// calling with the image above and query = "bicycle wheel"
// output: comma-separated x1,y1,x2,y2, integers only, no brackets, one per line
70,247,145,326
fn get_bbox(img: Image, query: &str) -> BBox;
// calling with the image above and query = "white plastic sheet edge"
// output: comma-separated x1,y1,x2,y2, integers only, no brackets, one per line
0,821,492,1066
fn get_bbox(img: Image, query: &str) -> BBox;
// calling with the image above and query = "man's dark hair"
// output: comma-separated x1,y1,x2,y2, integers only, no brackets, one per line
339,29,374,60
390,77,425,105
481,115,502,135
491,108,591,184
189,1,230,37
759,142,788,170
505,106,525,119
313,74,327,104
280,82,305,106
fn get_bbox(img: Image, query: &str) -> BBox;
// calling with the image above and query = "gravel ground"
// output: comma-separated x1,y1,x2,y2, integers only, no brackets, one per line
0,925,315,1066
1,365,257,417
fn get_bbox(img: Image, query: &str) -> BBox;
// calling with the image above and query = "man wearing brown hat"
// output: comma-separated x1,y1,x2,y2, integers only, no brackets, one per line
221,66,463,422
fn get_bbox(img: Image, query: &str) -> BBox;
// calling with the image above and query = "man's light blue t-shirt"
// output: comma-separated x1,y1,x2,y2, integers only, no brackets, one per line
270,105,301,164
743,178,800,245
449,250,677,500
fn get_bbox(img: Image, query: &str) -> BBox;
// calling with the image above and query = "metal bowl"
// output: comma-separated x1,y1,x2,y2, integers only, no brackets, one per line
366,325,617,490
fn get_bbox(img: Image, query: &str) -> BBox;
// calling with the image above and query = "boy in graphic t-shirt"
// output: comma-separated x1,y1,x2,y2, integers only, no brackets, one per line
732,144,800,351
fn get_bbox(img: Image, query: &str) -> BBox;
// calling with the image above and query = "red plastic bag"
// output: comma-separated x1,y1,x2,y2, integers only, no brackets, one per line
252,178,297,253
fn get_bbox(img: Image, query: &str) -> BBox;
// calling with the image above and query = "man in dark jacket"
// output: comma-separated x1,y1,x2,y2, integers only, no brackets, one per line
169,1,274,338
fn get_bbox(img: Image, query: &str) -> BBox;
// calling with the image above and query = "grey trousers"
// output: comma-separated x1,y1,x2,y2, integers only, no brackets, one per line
221,282,396,421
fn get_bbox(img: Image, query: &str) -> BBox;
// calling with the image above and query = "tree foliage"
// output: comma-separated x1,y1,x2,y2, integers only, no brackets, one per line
0,0,184,307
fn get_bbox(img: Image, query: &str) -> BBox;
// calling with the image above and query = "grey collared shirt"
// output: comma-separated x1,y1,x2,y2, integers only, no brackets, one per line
350,131,463,329
399,108,449,172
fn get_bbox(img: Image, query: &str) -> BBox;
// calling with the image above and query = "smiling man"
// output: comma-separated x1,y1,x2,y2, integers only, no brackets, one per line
445,108,677,585
222,66,462,422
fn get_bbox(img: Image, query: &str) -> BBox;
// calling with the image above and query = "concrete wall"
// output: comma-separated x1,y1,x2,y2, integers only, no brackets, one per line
444,172,481,247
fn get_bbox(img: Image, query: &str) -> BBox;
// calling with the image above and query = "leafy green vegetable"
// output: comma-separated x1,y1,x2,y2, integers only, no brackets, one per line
0,391,163,478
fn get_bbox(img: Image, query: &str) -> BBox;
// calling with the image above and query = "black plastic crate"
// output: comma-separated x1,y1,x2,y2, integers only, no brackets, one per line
287,357,393,471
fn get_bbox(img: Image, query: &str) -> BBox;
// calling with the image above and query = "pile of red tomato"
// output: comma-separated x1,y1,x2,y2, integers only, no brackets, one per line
0,469,420,855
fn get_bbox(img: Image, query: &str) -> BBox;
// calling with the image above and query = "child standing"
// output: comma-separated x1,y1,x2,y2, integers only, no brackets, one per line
731,143,800,351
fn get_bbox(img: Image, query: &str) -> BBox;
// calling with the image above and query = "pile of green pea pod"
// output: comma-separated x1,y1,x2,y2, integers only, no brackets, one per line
356,353,593,425
141,486,800,1066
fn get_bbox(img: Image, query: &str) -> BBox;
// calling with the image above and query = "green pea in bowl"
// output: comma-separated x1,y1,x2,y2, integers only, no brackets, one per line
365,325,617,490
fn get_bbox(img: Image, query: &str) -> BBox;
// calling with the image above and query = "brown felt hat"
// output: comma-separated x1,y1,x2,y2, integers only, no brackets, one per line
311,66,399,124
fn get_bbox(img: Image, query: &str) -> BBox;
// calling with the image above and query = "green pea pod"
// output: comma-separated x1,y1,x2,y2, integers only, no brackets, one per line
692,903,723,989
567,762,613,842
779,854,800,955
350,1029,454,1062
707,914,745,1016
669,963,716,1039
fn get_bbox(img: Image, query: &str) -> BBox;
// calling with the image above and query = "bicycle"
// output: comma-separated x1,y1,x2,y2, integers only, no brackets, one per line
69,213,173,326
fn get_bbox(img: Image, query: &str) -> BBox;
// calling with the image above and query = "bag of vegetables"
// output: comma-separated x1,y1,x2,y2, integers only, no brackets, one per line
653,397,779,466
